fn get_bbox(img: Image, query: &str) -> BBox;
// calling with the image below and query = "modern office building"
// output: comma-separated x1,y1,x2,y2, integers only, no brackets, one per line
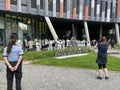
0,0,120,46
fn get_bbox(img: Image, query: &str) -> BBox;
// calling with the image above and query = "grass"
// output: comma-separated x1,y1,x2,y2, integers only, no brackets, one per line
32,54,97,69
107,56,120,71
32,52,120,71
23,50,54,60
0,48,120,71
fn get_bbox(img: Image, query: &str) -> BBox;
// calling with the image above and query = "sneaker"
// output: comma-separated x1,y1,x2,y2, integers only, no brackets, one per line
96,76,102,80
105,76,109,80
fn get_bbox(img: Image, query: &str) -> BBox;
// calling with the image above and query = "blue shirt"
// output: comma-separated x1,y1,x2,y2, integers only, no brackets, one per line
3,45,24,62
96,42,108,64
98,43,108,56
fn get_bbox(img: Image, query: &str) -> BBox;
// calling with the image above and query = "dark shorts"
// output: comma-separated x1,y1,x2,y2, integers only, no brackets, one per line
98,64,106,69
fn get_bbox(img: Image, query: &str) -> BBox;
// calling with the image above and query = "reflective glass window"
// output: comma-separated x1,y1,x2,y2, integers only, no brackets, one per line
11,0,17,5
56,0,60,12
48,0,53,11
31,0,36,8
40,0,44,9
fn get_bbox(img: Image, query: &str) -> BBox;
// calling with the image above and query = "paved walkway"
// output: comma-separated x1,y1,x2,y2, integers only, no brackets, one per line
0,60,120,90
0,49,120,90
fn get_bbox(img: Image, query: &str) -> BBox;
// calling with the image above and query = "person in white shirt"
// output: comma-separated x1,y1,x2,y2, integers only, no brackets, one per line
36,39,41,51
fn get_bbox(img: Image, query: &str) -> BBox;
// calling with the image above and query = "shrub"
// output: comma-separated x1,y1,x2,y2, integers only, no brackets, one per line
54,46,92,57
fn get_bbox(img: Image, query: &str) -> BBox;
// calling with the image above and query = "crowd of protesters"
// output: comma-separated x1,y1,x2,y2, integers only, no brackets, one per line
16,36,115,52
16,38,91,51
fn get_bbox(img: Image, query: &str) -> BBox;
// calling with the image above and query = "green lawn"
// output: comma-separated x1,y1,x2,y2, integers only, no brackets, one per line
32,52,120,71
0,49,120,71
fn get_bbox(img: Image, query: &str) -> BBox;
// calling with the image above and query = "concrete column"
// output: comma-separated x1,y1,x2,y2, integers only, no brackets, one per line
66,0,71,18
96,0,100,21
72,0,77,19
115,23,120,44
60,0,64,18
6,0,10,11
91,0,95,20
85,0,89,20
106,0,111,22
27,0,31,13
101,0,105,21
17,0,21,12
117,0,120,22
53,0,56,17
36,0,40,15
84,21,90,43
45,0,48,16
45,17,58,41
79,0,83,20
112,0,116,22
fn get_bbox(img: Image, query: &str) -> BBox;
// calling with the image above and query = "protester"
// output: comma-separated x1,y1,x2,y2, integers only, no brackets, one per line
3,33,24,90
36,39,41,51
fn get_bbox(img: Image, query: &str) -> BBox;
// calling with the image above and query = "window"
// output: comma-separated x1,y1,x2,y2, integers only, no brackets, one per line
116,1,117,18
100,1,102,17
77,0,79,14
6,15,11,30
11,0,17,5
110,2,112,18
56,0,60,12
48,0,53,11
11,15,17,33
89,0,91,17
94,0,97,17
105,2,107,18
12,20,17,33
31,0,36,8
21,0,27,6
5,14,12,43
40,0,44,9
83,0,86,17
0,16,5,29
64,0,67,12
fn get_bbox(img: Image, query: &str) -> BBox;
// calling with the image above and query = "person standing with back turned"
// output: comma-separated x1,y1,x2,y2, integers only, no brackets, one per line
94,36,109,80
3,33,24,90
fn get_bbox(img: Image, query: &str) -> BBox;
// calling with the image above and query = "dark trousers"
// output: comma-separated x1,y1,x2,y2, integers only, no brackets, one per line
6,62,22,90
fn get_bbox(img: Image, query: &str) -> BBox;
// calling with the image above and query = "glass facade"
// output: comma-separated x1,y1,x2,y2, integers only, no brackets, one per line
0,13,51,46
0,0,119,45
